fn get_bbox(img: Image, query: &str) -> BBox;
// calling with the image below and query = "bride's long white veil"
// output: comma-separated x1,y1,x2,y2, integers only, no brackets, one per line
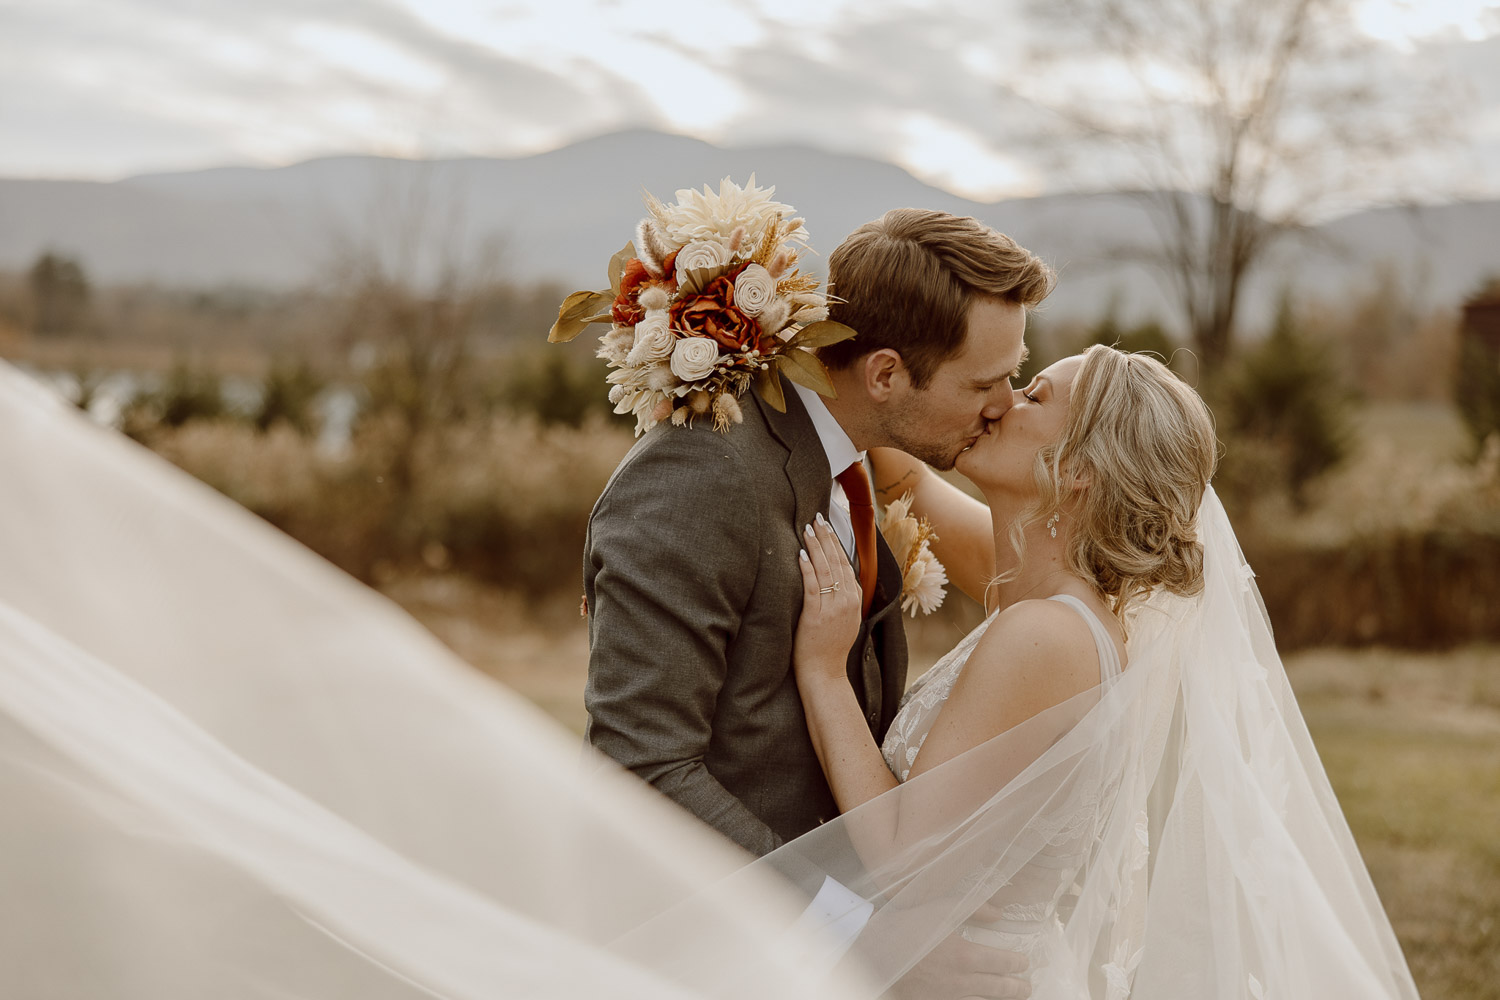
0,364,858,1000
0,361,1418,999
629,483,1420,999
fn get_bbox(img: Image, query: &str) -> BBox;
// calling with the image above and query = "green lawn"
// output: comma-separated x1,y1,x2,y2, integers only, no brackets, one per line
1288,647,1500,999
391,580,1500,998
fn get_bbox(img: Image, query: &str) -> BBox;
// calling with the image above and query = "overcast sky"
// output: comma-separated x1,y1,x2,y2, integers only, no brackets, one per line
4,0,1498,205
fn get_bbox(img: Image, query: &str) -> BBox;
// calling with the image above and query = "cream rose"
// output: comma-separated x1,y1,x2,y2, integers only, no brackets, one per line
733,263,776,317
670,336,722,382
674,239,731,272
626,311,675,366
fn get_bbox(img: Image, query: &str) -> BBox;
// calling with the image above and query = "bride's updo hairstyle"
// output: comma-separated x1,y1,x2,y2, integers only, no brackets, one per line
1021,345,1217,616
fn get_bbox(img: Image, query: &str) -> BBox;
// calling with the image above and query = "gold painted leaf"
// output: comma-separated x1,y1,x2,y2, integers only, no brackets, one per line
779,347,837,397
755,364,787,412
548,290,612,343
785,320,858,350
607,241,635,296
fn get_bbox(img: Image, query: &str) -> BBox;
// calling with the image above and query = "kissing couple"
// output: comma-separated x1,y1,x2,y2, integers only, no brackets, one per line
581,187,1419,999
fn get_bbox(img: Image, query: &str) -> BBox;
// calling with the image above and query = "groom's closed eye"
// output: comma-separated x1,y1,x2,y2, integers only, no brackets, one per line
968,370,1021,393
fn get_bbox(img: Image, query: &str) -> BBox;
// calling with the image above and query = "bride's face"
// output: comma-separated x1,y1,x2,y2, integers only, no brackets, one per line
954,354,1083,492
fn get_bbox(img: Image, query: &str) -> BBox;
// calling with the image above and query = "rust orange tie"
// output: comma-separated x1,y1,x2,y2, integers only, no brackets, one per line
835,460,878,617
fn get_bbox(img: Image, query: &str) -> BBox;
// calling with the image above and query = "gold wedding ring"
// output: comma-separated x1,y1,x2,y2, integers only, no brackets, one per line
818,582,840,594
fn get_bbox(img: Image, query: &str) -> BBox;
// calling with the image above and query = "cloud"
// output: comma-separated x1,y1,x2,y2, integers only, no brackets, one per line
0,0,629,175
0,0,1494,208
706,4,1049,198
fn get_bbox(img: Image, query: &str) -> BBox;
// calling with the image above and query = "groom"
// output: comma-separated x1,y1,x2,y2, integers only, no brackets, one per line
583,207,1053,856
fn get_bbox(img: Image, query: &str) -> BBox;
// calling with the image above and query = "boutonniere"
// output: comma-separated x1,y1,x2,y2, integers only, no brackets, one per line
878,492,948,616
548,175,857,436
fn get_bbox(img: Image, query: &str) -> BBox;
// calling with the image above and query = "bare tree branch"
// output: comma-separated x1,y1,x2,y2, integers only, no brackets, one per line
1022,0,1460,367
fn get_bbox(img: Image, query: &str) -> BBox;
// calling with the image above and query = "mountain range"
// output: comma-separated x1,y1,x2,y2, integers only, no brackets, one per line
2,129,1496,332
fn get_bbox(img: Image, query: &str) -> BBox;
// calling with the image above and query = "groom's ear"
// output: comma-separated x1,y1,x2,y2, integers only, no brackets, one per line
863,350,906,402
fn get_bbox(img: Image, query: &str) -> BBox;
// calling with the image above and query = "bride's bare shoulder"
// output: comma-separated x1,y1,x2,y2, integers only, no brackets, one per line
959,599,1103,720
904,599,1104,775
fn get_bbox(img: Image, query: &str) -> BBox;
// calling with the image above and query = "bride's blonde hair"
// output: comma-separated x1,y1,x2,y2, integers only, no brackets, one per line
1006,345,1218,617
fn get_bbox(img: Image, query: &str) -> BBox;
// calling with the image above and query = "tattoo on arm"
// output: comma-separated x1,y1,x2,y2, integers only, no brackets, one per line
876,469,919,500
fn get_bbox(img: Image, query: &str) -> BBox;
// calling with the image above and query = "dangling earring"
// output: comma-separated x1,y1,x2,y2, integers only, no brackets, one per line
1046,512,1060,539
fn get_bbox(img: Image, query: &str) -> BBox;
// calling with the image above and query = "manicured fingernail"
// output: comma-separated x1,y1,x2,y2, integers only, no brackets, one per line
799,549,809,562
815,512,828,527
805,523,815,537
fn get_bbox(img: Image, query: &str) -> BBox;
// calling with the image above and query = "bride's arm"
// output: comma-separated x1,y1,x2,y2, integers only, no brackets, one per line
869,448,996,607
793,517,898,812
797,525,1100,847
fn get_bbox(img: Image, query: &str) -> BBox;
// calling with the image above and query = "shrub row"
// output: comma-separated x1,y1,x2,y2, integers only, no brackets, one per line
1245,533,1500,650
148,415,635,594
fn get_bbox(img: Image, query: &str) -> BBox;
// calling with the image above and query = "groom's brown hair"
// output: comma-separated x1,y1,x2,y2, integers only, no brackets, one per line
821,208,1053,388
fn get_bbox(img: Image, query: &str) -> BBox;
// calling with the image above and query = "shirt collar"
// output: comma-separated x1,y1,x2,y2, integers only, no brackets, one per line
791,382,863,480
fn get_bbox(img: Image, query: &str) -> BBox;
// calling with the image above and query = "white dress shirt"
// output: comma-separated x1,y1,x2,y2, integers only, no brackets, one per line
791,382,864,565
788,384,878,941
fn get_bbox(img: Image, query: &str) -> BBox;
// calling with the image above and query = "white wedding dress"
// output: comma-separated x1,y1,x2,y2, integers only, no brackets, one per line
879,595,1126,991
0,361,1420,1000
883,594,1124,785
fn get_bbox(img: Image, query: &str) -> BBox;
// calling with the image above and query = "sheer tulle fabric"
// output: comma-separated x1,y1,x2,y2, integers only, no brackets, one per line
0,366,851,1000
0,362,1417,998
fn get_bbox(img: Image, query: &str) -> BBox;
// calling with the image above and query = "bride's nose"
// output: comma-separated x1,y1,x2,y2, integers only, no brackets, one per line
980,388,1018,422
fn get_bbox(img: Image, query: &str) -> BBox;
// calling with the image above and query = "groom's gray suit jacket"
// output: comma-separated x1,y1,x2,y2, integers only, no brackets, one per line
583,380,909,857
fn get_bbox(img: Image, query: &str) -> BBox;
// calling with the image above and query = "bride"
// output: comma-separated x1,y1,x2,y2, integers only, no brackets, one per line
794,344,1204,994
784,345,1420,998
0,340,1418,999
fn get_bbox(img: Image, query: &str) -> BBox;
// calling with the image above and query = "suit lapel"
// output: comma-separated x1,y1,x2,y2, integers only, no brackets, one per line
752,376,831,533
869,531,904,622
751,380,906,725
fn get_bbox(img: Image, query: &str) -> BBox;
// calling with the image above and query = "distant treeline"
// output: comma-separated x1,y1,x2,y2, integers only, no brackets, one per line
3,258,1498,650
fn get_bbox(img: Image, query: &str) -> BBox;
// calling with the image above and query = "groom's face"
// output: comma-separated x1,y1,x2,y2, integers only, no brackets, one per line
882,297,1029,470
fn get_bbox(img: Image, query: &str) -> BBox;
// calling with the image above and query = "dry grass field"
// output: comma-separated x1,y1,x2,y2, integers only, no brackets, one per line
387,578,1500,1000
1290,647,1500,999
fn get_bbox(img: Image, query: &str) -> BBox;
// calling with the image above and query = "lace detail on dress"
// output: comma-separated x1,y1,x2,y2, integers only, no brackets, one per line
880,609,1001,782
880,596,1123,782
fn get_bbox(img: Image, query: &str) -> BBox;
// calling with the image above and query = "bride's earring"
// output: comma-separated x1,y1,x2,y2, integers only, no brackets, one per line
1046,513,1059,538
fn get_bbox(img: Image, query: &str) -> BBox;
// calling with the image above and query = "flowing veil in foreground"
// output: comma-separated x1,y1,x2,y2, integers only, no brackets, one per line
0,361,1418,999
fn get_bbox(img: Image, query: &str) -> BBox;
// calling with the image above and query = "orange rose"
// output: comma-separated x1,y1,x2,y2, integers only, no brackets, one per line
612,257,678,326
620,258,652,297
671,275,763,352
611,295,644,326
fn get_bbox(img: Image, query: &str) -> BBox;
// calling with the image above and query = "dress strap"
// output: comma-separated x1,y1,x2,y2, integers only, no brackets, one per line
1046,594,1123,683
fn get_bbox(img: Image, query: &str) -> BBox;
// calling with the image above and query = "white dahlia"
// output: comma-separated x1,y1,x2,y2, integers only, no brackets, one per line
661,175,805,248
